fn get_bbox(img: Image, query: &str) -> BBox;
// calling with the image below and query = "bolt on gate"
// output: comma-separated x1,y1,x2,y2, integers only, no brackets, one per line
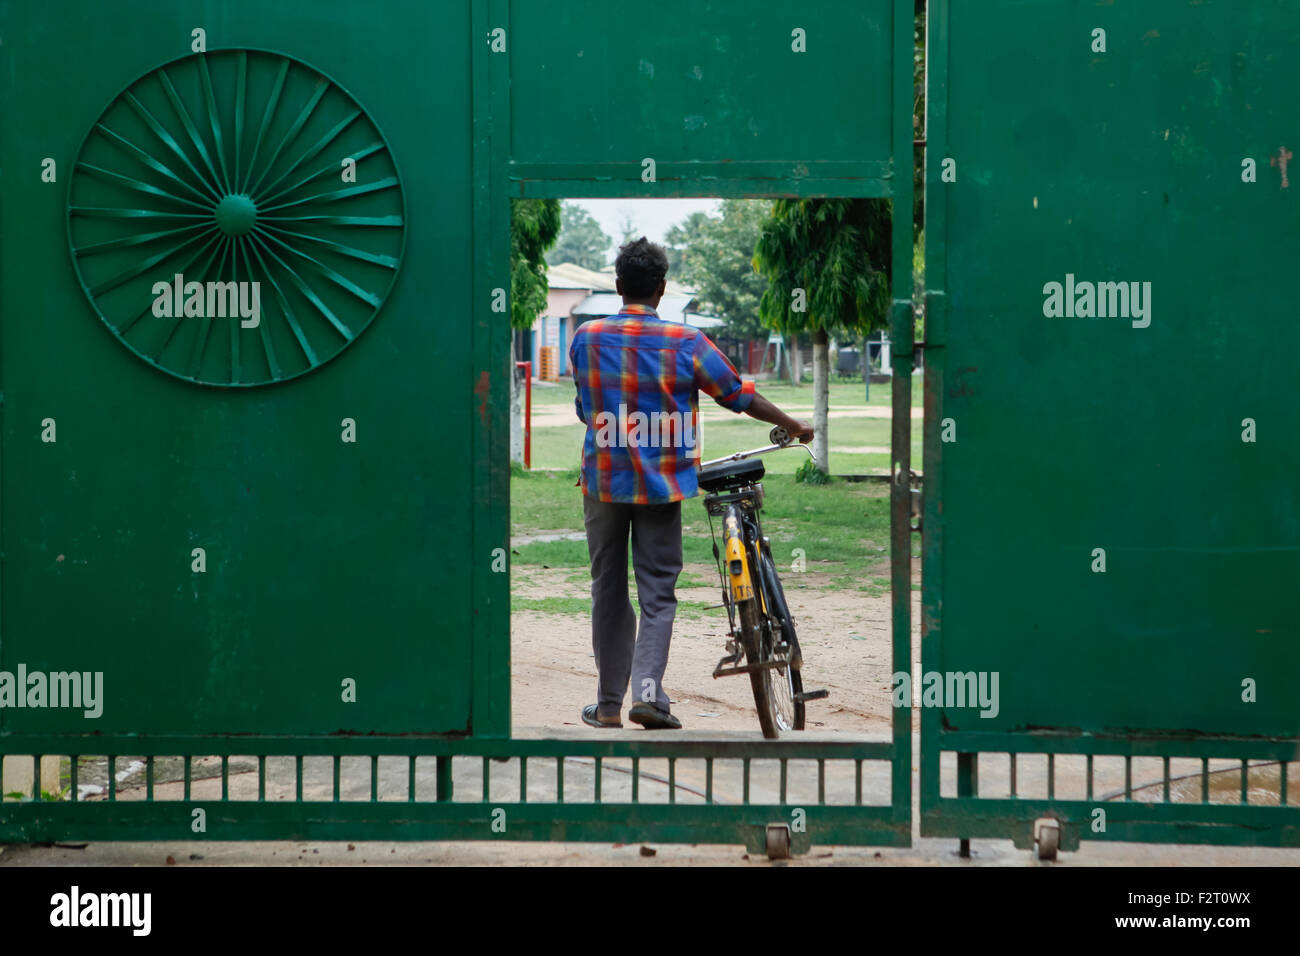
0,0,916,857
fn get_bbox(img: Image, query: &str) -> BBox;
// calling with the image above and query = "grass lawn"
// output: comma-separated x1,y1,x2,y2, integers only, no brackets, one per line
511,467,902,589
529,375,921,409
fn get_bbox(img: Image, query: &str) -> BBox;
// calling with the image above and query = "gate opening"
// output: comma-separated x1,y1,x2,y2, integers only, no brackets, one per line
502,196,909,824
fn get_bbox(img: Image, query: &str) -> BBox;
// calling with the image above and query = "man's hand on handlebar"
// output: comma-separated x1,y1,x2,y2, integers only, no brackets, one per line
743,393,814,444
767,423,814,447
788,420,814,444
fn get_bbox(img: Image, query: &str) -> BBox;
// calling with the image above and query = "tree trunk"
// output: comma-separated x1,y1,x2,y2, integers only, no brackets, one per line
812,328,829,473
789,332,801,386
862,333,870,401
509,328,524,465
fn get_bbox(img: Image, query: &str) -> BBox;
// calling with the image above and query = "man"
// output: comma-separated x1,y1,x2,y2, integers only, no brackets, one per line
568,236,813,730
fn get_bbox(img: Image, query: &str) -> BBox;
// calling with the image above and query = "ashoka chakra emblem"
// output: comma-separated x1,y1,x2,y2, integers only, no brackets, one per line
68,49,405,387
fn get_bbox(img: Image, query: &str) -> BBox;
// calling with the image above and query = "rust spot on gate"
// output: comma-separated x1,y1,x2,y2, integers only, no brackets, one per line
474,370,491,428
1271,146,1291,189
948,366,978,399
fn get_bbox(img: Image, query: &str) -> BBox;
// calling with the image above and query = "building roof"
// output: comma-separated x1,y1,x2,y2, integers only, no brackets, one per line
546,262,617,291
548,261,695,296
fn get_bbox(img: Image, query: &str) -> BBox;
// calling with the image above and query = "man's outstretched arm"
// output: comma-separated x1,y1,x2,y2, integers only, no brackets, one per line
692,333,813,442
742,392,813,442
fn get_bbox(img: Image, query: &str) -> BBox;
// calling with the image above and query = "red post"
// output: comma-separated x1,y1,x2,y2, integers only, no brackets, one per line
515,360,532,469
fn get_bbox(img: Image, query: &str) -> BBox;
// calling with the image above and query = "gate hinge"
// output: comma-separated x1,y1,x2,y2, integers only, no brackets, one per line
922,290,947,348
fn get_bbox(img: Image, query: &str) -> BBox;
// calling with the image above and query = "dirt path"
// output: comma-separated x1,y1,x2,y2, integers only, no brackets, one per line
512,564,914,736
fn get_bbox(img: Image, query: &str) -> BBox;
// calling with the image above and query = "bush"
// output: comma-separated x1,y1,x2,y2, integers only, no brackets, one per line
794,459,829,485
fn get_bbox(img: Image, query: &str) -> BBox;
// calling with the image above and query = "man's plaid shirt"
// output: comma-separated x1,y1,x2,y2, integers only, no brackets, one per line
569,304,756,503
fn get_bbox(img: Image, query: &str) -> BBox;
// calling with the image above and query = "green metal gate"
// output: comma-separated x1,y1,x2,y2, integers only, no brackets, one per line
0,0,916,853
921,0,1300,850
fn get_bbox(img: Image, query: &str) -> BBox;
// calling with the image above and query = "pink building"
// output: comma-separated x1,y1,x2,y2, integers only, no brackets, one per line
530,262,723,380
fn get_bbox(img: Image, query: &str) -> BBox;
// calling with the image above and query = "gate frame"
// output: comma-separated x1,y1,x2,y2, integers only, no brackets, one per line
1,0,917,854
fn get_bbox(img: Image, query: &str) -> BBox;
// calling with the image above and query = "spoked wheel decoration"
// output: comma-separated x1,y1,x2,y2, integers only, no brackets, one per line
68,49,405,387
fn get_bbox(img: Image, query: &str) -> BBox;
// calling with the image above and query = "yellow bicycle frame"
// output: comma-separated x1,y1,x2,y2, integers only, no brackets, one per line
723,507,765,612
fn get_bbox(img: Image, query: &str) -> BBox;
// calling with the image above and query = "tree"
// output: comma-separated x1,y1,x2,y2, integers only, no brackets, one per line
615,209,639,246
509,199,561,464
675,200,772,342
547,201,611,272
753,199,891,474
663,210,712,276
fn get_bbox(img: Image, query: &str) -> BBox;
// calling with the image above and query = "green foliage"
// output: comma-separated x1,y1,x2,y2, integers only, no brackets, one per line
510,198,561,330
794,458,830,485
674,199,773,341
752,198,892,339
615,210,639,246
663,210,713,276
5,787,67,802
548,201,611,271
913,229,925,340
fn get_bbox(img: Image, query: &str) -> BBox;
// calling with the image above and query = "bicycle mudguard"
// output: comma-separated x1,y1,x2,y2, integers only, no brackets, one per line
758,547,801,662
722,507,753,603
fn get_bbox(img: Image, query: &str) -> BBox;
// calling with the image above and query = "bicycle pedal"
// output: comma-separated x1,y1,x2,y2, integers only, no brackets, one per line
794,689,829,703
713,650,743,677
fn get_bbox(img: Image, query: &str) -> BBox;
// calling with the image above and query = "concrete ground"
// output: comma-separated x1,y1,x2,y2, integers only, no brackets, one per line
3,830,1296,868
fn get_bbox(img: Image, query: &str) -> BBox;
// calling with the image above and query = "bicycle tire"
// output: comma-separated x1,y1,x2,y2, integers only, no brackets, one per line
736,597,779,739
759,550,805,731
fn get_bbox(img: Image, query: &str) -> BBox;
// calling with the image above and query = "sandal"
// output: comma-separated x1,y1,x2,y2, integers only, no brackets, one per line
628,702,682,730
581,703,622,728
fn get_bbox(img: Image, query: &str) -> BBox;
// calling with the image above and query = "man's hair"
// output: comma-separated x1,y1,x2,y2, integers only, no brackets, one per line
615,236,669,299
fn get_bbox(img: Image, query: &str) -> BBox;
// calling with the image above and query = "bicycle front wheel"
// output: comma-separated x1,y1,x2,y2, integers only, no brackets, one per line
759,550,805,732
736,597,780,739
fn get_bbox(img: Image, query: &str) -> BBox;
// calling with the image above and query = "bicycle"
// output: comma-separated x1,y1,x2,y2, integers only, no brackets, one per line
698,426,829,739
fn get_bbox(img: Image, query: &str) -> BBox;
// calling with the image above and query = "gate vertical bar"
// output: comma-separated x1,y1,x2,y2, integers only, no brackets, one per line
920,0,950,832
470,0,512,737
888,0,916,833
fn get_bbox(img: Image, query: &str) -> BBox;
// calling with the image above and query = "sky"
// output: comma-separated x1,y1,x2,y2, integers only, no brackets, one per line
573,198,721,261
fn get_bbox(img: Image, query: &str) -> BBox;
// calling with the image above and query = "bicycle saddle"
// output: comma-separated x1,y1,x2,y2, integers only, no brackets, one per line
698,457,765,493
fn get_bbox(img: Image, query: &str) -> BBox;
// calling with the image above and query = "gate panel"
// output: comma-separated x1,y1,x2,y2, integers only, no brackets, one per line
0,0,479,735
923,0,1300,846
508,0,895,194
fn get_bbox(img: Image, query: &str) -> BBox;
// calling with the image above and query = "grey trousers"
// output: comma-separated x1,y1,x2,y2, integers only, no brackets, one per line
582,494,683,716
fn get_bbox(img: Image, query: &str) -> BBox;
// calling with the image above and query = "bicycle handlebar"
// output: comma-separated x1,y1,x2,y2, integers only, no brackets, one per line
698,425,814,469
